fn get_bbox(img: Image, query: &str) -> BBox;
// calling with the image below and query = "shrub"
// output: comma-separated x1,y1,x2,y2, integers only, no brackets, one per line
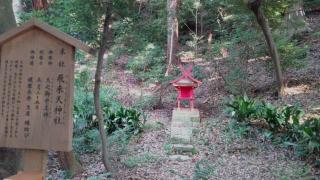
104,107,143,135
73,85,120,133
73,129,101,154
258,103,304,132
276,37,308,71
297,118,320,155
127,43,166,83
226,94,256,122
19,0,103,45
259,102,285,131
226,96,319,158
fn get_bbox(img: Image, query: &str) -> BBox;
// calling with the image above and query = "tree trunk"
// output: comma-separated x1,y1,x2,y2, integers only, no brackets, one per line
12,0,23,23
248,0,285,96
0,2,20,179
165,0,179,76
93,0,114,174
57,151,83,175
32,0,48,10
0,0,16,34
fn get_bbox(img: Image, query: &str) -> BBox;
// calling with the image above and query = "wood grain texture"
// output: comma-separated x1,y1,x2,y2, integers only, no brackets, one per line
0,28,74,151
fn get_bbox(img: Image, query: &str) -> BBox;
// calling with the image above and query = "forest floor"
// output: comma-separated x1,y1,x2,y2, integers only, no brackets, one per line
48,12,320,179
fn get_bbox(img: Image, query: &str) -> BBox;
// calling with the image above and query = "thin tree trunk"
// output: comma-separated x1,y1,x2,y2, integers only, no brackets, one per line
0,0,16,34
32,0,48,10
12,0,23,22
93,0,114,173
248,0,285,96
57,151,83,175
0,1,20,179
165,0,179,76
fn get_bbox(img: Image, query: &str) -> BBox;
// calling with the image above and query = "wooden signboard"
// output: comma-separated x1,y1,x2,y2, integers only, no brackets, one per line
0,19,93,151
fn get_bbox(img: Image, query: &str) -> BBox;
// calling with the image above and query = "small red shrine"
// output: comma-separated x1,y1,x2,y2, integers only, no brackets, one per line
171,64,202,109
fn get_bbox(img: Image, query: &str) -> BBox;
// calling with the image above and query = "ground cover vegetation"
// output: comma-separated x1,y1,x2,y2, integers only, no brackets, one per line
0,0,319,179
226,95,320,161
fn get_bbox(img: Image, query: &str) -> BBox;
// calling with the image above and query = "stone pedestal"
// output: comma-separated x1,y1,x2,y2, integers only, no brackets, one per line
170,108,200,144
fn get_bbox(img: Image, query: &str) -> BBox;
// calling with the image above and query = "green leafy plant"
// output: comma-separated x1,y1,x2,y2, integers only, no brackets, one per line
258,103,304,132
104,107,143,135
298,118,320,155
73,129,101,154
226,94,256,122
259,102,285,131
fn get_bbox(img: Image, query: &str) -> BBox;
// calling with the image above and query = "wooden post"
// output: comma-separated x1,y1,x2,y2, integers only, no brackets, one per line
5,149,47,180
21,149,48,174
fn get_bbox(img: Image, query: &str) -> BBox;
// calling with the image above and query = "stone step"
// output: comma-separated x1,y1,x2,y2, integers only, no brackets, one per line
170,136,191,144
171,127,193,138
172,144,197,155
171,120,193,127
169,155,191,161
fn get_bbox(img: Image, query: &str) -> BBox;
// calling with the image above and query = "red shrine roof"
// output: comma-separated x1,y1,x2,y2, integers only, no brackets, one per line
171,64,202,87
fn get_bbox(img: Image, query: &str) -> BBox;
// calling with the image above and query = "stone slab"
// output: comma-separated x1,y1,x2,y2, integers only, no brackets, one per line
169,155,191,161
172,108,200,122
173,144,195,152
170,108,200,144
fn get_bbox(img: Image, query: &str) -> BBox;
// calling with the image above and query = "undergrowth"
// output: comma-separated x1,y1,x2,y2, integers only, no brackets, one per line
226,95,320,162
72,69,144,155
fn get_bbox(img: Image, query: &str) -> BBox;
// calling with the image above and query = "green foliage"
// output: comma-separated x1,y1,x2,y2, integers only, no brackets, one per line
104,107,143,135
312,31,320,38
220,0,308,76
261,0,301,27
226,96,319,158
304,0,320,10
127,43,166,82
225,65,249,95
123,153,159,168
226,95,304,131
133,94,159,110
274,35,308,70
260,102,285,131
295,118,320,155
226,94,256,122
73,84,141,154
108,129,132,156
258,103,304,131
193,159,216,180
73,84,120,134
19,0,104,45
164,143,174,155
73,129,101,154
192,65,206,80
